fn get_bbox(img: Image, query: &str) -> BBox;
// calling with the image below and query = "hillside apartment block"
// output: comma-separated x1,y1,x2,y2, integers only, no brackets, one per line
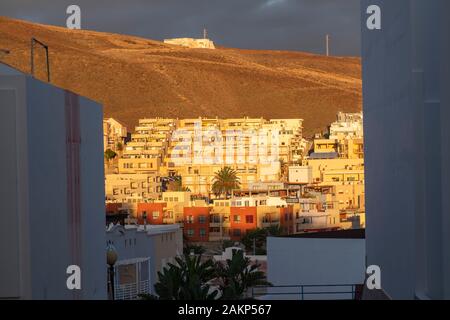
104,113,365,241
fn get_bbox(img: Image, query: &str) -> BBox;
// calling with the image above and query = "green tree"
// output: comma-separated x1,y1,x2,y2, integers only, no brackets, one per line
241,228,267,252
241,226,283,253
104,148,117,161
215,249,271,300
212,167,240,199
153,254,219,300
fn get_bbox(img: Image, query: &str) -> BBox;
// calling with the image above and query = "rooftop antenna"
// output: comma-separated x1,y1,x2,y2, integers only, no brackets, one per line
326,34,330,57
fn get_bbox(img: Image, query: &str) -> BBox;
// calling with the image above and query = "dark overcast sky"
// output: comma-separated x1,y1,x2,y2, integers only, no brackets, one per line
0,0,361,56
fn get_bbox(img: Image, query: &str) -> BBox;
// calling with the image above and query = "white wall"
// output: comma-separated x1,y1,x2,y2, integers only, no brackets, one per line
361,0,450,299
0,64,106,299
267,237,365,299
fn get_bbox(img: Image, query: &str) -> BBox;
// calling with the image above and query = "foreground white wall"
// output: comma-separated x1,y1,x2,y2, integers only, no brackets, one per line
267,237,365,299
0,64,106,299
362,0,450,299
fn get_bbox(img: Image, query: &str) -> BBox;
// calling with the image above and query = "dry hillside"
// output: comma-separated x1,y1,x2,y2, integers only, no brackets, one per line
0,17,362,137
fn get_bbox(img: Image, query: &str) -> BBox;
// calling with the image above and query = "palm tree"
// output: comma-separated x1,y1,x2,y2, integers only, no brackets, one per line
215,249,271,300
153,254,219,300
212,167,240,199
183,244,206,256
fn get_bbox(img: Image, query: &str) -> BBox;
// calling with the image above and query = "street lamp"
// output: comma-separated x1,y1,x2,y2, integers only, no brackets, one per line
106,241,118,300
142,211,147,230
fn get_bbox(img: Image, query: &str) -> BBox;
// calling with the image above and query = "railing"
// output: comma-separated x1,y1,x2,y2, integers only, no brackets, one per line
251,284,358,300
115,280,150,300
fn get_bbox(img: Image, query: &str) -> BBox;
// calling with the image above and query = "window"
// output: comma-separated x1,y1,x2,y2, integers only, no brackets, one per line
152,211,159,219
233,215,241,223
199,215,206,224
186,215,194,224
187,229,195,237
199,229,206,237
233,229,241,237
245,215,254,224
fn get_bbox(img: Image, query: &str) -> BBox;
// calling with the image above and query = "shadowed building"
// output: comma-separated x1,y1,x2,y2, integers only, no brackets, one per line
362,0,450,299
0,63,106,299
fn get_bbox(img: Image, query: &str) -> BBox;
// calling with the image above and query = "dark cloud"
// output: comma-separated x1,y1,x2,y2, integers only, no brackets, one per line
0,0,361,56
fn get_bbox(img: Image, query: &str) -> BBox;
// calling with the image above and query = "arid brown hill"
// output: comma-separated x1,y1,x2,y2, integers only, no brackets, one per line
0,17,362,137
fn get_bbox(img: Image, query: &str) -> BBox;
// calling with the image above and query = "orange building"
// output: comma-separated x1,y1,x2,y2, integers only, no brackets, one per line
183,207,211,242
106,203,122,215
137,203,167,225
230,207,257,241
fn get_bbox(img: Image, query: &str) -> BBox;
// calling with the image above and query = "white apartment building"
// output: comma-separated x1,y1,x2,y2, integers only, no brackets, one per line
119,118,177,174
105,173,162,203
230,196,288,208
162,117,303,195
329,112,364,140
103,118,127,152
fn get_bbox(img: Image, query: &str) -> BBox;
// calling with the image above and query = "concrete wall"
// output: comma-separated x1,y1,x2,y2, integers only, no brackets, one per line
361,0,450,299
267,237,365,299
0,64,106,299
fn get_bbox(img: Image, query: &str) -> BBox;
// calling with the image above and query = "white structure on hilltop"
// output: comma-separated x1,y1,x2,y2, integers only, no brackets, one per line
362,0,450,299
164,38,216,49
106,224,183,299
0,63,106,299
